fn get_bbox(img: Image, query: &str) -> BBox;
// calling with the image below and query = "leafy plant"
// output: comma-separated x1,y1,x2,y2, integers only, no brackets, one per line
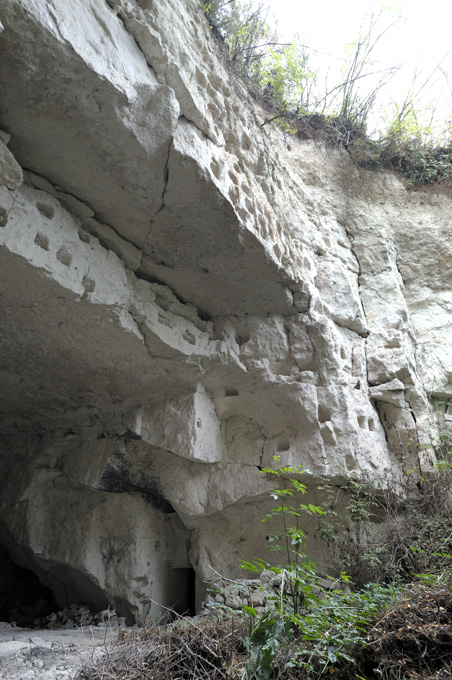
203,0,281,84
243,608,292,680
241,457,399,678
260,457,325,565
328,434,452,587
206,440,452,678
202,0,452,187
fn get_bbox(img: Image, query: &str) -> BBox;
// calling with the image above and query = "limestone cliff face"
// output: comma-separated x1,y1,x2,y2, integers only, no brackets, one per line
0,0,451,622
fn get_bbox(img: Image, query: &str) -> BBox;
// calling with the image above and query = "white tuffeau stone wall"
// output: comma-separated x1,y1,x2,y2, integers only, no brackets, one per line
0,0,451,621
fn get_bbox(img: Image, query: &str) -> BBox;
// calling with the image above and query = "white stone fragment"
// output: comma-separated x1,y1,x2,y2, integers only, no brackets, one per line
369,378,407,407
0,140,23,190
132,385,226,463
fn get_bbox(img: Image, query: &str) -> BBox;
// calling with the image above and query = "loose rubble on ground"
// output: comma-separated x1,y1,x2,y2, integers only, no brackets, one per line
0,572,284,679
0,604,122,680
203,570,336,614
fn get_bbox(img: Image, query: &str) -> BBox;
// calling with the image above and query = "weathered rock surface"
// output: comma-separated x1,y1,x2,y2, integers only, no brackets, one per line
0,624,117,679
0,0,451,622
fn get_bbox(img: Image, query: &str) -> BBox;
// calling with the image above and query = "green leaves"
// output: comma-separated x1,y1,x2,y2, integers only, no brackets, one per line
242,558,267,573
242,576,398,677
203,1,452,186
243,604,258,618
244,609,290,680
257,41,314,113
259,455,318,568
286,582,398,674
239,455,402,678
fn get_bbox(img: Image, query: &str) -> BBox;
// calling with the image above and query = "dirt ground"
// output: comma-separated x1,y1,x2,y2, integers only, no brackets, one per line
0,622,118,679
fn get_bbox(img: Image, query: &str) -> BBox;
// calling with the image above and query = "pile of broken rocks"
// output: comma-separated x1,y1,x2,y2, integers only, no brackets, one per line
0,595,127,678
0,604,125,678
6,602,125,630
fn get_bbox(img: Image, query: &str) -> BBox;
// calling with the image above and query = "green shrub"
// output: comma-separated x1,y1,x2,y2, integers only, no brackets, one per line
326,434,452,587
240,457,399,679
237,440,452,677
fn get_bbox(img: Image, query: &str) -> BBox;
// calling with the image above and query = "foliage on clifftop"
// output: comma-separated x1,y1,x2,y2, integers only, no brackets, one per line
202,0,452,187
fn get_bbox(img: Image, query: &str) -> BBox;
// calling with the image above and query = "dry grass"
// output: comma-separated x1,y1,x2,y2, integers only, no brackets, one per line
76,584,452,680
355,584,452,680
75,612,247,680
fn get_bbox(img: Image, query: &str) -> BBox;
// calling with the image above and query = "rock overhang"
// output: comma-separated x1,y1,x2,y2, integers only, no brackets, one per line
0,0,451,623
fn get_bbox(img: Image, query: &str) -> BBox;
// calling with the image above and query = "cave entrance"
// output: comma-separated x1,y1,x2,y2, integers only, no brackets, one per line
170,567,196,616
0,544,57,627
0,537,112,627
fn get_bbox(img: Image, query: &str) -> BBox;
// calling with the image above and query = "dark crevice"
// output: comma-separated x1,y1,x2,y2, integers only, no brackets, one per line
104,0,160,80
178,114,219,146
24,167,142,253
197,308,214,322
341,223,373,338
343,224,361,277
98,429,141,441
162,140,172,202
393,249,407,289
144,138,173,229
134,268,213,324
91,213,140,249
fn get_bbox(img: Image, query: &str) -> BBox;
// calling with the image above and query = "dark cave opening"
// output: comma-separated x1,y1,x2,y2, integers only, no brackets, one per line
171,567,196,616
0,537,198,627
0,544,57,627
0,536,114,628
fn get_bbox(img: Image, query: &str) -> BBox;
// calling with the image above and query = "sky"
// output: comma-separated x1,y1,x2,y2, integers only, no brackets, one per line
265,0,452,136
267,0,451,65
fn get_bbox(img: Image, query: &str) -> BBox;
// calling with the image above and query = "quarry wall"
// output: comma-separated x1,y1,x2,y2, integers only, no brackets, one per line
0,0,451,622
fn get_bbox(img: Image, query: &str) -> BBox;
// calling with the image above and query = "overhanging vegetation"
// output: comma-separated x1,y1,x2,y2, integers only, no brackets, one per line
203,0,452,186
